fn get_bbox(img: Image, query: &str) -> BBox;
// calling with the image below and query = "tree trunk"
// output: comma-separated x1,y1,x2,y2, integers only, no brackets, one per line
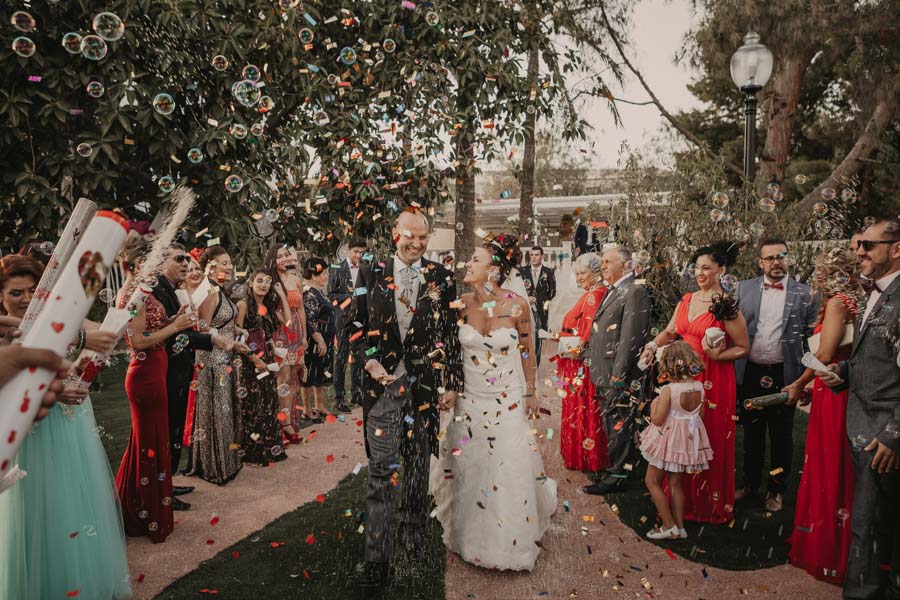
453,91,476,277
518,46,540,241
793,77,899,216
754,57,810,194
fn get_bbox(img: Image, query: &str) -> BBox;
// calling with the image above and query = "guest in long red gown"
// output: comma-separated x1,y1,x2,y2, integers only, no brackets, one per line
640,241,750,524
784,248,860,584
115,233,194,543
556,253,610,472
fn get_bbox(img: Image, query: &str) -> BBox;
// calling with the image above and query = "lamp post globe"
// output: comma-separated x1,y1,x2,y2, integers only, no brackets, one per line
731,32,773,183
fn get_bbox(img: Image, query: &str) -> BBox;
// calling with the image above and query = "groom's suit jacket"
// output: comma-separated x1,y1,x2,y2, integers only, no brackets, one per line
838,274,900,453
347,257,463,457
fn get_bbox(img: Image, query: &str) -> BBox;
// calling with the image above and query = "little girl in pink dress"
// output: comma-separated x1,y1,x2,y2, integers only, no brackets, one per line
640,341,714,540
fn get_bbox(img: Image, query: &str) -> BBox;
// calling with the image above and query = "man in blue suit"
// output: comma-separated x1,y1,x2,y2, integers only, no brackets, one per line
734,238,817,512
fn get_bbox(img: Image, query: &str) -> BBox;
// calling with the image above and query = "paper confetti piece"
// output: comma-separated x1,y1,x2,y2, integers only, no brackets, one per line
326,454,335,463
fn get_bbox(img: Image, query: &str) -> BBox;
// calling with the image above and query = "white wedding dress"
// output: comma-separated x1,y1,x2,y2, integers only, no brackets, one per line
429,323,557,571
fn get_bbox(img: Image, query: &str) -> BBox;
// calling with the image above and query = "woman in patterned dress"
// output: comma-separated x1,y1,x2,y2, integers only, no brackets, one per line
301,257,336,422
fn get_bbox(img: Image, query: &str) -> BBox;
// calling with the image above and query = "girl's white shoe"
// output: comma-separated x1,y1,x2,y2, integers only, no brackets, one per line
677,527,688,539
646,525,680,540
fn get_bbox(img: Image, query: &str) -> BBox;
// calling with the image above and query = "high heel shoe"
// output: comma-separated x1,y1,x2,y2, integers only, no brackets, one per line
281,426,301,445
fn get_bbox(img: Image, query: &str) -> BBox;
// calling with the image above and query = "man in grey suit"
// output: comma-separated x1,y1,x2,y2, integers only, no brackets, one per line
734,238,817,512
583,245,652,495
819,218,900,600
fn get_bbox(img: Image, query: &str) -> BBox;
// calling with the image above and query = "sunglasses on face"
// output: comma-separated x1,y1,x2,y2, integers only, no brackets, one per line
173,255,190,263
857,240,897,251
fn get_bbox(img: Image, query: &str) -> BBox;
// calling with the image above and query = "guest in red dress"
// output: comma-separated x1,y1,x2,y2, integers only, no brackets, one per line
783,248,860,584
640,241,750,524
115,233,194,543
556,253,610,472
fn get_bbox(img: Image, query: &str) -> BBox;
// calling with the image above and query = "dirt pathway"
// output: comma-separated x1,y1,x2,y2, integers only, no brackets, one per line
125,411,368,600
444,339,842,600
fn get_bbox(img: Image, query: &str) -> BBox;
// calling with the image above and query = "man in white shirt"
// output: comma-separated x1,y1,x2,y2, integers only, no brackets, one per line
734,239,817,512
819,218,900,600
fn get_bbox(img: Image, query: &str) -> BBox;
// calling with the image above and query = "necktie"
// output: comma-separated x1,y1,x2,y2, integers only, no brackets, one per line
763,282,784,290
861,278,881,294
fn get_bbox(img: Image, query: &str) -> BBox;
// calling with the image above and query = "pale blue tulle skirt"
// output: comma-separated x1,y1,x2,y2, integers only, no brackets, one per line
0,398,132,600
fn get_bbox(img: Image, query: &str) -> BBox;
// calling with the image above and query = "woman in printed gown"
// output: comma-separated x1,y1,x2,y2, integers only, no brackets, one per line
640,241,749,524
556,252,610,473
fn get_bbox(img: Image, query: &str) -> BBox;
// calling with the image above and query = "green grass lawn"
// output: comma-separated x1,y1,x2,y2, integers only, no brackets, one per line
606,409,809,570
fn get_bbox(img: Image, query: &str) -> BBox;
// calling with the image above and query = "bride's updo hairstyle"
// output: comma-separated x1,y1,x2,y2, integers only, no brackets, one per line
484,234,522,286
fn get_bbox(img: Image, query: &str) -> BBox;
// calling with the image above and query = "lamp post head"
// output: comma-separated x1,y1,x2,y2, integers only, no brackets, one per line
730,31,774,93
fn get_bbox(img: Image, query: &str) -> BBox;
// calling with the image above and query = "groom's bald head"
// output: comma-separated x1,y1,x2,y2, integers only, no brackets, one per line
393,209,430,265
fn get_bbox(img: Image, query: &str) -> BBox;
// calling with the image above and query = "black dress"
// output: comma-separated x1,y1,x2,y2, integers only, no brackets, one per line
302,286,336,388
238,304,286,465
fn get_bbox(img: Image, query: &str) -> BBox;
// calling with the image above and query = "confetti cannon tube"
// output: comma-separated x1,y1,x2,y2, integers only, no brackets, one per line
18,198,97,336
743,391,789,410
0,211,129,477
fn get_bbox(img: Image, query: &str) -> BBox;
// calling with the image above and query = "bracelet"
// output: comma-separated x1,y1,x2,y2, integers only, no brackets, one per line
77,328,86,351
645,341,658,352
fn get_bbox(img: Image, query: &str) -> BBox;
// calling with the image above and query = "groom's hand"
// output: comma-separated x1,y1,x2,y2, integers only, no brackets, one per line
438,390,457,411
365,359,397,385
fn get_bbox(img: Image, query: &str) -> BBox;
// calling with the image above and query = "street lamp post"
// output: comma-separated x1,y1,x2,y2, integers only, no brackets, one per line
730,32,773,183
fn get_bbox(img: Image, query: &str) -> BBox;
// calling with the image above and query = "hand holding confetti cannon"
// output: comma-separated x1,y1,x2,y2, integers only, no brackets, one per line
743,391,793,410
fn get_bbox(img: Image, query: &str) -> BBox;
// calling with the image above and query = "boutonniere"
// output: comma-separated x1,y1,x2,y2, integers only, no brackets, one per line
425,281,441,302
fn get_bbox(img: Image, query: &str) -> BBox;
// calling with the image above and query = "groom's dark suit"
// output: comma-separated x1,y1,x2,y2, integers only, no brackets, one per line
348,256,462,564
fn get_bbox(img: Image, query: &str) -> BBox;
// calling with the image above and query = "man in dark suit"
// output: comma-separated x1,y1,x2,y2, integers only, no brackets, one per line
521,246,556,365
734,239,817,512
819,218,900,600
348,210,462,588
574,222,591,257
154,243,233,509
328,237,367,413
584,245,652,495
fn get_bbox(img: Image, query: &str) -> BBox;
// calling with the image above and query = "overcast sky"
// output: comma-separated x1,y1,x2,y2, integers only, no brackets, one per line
579,0,705,168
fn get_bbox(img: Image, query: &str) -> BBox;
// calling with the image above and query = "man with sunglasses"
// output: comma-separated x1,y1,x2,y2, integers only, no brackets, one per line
734,238,817,512
153,243,234,509
818,218,900,600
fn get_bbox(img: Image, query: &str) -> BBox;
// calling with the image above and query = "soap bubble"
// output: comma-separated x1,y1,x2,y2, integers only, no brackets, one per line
836,507,849,522
158,176,176,193
250,122,265,137
139,510,149,519
582,438,595,451
232,80,261,107
340,47,357,65
11,11,36,32
425,11,440,26
175,334,189,346
11,36,36,58
758,198,776,213
793,174,808,185
62,32,83,54
455,222,464,231
98,288,114,303
841,188,857,203
80,35,108,60
283,207,295,218
820,187,836,201
719,273,738,293
257,96,274,113
76,143,93,158
86,80,105,98
277,383,291,397
709,208,725,223
39,241,55,254
265,208,278,220
813,202,829,217
230,123,248,139
711,191,729,209
766,182,780,196
271,445,284,456
161,496,172,506
749,222,765,237
148,522,158,532
153,93,175,115
242,64,261,82
814,220,832,237
193,428,207,442
833,271,849,285
140,477,149,486
298,28,314,44
236,387,248,399
224,175,244,193
636,250,651,266
313,110,330,126
760,376,774,389
703,380,713,391
211,55,229,71
187,147,203,164
92,12,125,41
383,38,397,53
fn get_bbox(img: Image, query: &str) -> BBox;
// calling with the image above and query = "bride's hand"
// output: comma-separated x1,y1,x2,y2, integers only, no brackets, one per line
439,390,457,411
525,393,539,419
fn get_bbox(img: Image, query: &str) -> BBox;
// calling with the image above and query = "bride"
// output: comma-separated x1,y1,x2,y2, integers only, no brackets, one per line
430,235,557,571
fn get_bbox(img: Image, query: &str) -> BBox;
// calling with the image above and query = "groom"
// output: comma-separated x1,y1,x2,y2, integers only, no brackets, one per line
348,209,463,588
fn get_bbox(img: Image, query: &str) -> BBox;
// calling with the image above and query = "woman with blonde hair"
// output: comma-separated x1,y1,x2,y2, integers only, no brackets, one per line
784,247,861,584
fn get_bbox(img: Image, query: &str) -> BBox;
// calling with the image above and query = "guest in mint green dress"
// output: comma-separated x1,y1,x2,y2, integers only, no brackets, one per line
0,254,132,599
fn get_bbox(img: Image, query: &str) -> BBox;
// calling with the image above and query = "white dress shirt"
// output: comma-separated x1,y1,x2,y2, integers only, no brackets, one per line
748,276,787,364
531,266,542,288
862,269,899,326
392,256,421,376
347,257,360,288
600,272,634,308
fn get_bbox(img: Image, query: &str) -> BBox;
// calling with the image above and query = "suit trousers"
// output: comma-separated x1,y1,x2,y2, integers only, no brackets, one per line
738,362,793,494
166,357,194,473
364,380,430,564
334,329,363,405
843,447,900,600
597,387,638,481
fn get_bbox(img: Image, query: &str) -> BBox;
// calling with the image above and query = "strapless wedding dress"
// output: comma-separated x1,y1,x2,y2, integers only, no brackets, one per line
430,324,557,571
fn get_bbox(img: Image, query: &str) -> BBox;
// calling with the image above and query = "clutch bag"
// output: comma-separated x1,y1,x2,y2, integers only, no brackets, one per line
808,324,853,354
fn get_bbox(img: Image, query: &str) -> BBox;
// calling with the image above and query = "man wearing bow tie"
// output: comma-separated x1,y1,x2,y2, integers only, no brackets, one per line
734,239,817,512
